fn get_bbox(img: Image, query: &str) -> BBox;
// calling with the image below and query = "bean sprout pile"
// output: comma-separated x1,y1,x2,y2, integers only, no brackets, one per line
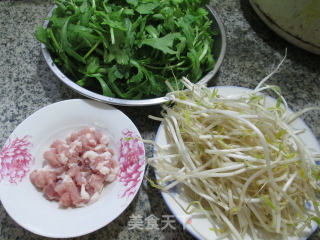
148,68,320,239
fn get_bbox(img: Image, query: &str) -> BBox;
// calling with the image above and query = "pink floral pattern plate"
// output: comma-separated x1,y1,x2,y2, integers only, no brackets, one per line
0,99,145,238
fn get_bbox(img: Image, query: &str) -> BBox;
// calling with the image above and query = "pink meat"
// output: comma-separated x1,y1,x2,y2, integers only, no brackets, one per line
67,164,81,178
67,155,81,164
59,192,72,208
43,183,59,200
104,159,119,182
108,149,114,156
66,132,79,145
30,127,118,208
51,140,68,153
79,128,92,136
67,164,86,185
90,156,105,170
80,160,91,173
53,166,66,175
87,134,97,147
54,181,67,196
74,171,86,186
44,149,61,167
30,170,57,189
55,180,82,204
80,135,94,152
68,141,83,156
95,131,103,143
94,145,108,154
87,174,104,195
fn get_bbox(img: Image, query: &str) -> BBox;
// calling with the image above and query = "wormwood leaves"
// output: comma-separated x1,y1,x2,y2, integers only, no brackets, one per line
36,0,216,99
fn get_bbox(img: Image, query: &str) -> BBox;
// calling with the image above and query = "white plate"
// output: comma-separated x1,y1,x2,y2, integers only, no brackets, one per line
249,0,320,55
0,99,146,238
154,86,320,240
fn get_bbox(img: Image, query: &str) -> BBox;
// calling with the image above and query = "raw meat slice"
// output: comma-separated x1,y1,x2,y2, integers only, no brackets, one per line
30,127,118,208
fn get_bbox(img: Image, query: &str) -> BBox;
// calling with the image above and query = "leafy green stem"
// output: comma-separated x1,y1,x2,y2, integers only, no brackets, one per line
83,40,102,60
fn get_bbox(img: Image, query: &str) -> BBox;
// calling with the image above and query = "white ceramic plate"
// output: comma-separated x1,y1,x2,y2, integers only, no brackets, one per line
0,99,146,238
249,0,320,55
154,86,320,240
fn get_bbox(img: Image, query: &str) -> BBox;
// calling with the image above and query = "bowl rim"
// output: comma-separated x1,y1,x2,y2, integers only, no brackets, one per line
41,5,227,106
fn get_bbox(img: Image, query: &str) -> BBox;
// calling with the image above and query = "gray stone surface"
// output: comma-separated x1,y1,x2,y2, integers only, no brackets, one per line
0,0,319,239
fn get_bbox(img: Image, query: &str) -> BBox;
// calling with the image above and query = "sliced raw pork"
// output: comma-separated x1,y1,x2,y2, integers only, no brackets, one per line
30,127,118,208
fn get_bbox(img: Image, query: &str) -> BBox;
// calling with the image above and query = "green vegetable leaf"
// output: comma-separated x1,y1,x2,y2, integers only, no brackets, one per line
34,26,48,44
100,14,127,31
188,48,202,80
92,74,115,97
107,65,123,83
109,45,130,65
126,0,138,7
145,25,159,38
61,17,86,63
128,68,143,84
141,33,181,55
35,0,216,99
85,57,100,74
136,3,159,15
79,0,92,26
171,0,184,5
197,7,209,17
175,36,186,59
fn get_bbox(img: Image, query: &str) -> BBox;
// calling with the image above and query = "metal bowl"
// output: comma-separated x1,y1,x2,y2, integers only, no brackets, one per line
41,5,226,106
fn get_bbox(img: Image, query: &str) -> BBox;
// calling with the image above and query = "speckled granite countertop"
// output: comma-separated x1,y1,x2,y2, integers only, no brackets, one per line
0,0,319,239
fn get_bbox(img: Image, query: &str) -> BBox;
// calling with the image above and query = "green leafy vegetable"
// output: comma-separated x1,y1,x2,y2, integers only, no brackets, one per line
36,0,215,99
141,33,181,55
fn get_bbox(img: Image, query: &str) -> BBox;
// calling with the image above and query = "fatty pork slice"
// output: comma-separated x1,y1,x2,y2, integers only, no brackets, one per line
59,192,72,208
30,169,60,201
30,169,57,189
68,140,83,159
82,150,118,182
43,149,60,167
43,183,59,200
65,127,95,144
66,127,108,155
80,127,108,146
79,133,98,152
67,164,86,186
67,127,102,146
104,158,119,182
30,128,118,208
87,174,104,196
44,140,70,167
55,175,84,207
